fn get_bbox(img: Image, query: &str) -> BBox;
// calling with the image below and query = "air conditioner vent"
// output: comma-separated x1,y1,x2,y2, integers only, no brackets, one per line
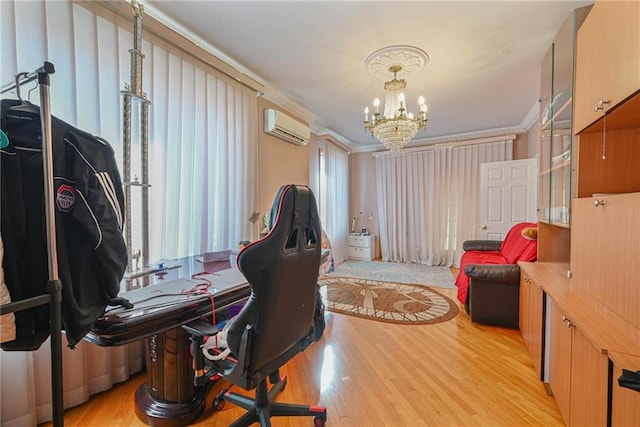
264,108,311,146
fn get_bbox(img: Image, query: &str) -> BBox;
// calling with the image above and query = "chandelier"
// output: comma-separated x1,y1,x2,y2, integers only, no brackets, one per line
362,46,429,153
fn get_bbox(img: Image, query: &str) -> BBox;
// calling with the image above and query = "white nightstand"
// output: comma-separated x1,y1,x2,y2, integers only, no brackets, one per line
347,234,376,261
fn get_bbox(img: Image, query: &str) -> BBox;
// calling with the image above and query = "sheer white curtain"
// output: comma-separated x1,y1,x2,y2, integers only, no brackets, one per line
1,1,257,424
322,142,349,265
375,139,513,266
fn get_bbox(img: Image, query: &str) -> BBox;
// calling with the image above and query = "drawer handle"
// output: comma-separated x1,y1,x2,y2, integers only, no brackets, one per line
593,99,610,112
594,199,605,207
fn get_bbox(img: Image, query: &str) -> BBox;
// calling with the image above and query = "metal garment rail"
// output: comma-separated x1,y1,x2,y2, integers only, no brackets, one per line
0,61,64,427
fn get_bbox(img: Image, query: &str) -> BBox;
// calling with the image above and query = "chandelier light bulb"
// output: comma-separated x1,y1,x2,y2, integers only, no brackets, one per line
418,96,425,106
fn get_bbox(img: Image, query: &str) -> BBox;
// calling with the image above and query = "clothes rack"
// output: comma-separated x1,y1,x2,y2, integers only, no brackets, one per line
0,61,63,427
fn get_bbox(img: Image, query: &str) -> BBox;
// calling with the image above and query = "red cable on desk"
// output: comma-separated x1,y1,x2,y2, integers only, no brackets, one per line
186,271,230,359
186,272,216,329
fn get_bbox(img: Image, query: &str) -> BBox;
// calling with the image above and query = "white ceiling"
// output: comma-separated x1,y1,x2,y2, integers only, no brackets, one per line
145,0,593,151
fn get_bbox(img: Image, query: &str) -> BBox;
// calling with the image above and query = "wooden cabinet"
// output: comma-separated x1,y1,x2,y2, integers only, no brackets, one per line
570,193,640,329
549,302,609,426
519,269,545,379
549,303,573,423
347,234,376,261
525,2,640,424
573,0,640,133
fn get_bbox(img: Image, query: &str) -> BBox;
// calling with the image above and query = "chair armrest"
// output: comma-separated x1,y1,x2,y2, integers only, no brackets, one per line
182,319,218,337
464,264,520,284
463,240,502,252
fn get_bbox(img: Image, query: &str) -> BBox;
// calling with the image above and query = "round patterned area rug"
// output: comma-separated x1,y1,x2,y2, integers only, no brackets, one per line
318,276,459,325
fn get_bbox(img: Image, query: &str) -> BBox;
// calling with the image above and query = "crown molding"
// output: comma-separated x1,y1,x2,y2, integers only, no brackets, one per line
371,133,517,158
138,1,321,127
312,127,354,148
315,133,352,154
351,126,523,153
520,101,540,131
325,100,539,154
261,87,317,125
134,1,266,93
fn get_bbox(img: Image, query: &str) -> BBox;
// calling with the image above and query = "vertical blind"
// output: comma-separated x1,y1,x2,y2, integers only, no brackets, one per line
1,0,257,423
322,142,349,264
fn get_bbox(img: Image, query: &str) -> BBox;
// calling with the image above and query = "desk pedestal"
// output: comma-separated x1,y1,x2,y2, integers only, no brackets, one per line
135,327,203,426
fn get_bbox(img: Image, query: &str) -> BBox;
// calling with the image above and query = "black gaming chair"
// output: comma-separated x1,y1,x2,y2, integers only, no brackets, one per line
184,185,327,427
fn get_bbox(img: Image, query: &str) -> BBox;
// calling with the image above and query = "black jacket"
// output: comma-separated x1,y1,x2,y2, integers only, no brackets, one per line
1,99,127,349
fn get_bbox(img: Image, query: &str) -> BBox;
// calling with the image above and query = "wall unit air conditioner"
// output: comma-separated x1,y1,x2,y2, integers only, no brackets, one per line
263,108,311,146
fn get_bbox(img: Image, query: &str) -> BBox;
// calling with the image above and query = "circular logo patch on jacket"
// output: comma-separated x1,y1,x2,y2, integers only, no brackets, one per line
56,184,76,211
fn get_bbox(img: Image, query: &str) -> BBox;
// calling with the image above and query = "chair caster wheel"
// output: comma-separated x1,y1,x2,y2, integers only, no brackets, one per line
313,416,327,427
212,397,225,411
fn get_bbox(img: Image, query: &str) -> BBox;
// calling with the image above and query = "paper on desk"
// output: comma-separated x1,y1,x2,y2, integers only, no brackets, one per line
196,250,234,263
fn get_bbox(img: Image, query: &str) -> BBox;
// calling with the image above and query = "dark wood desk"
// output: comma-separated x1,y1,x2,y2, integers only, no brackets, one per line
85,257,250,427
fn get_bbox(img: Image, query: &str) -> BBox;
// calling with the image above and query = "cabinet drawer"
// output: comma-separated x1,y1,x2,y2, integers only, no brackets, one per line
348,235,372,248
347,246,370,259
347,235,376,260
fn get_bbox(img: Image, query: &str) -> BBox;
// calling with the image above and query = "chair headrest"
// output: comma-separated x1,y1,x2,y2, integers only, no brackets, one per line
264,184,319,251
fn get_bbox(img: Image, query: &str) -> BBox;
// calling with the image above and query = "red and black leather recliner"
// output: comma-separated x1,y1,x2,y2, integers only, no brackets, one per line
455,222,538,329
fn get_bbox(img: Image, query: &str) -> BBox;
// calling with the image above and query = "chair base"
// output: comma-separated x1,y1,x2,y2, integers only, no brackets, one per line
215,373,327,427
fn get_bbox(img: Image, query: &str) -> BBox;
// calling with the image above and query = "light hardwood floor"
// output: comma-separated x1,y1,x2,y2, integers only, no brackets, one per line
41,286,564,426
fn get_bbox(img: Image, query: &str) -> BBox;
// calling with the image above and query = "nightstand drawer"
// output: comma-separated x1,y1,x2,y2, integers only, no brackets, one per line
348,235,372,248
347,235,376,260
347,246,370,259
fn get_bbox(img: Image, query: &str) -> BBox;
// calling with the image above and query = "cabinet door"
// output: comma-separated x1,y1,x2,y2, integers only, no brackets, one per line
570,193,640,330
549,303,572,424
568,327,608,426
574,0,640,132
519,274,531,337
520,273,545,379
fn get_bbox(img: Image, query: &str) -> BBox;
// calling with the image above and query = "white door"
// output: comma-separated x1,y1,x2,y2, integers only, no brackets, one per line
479,158,538,240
